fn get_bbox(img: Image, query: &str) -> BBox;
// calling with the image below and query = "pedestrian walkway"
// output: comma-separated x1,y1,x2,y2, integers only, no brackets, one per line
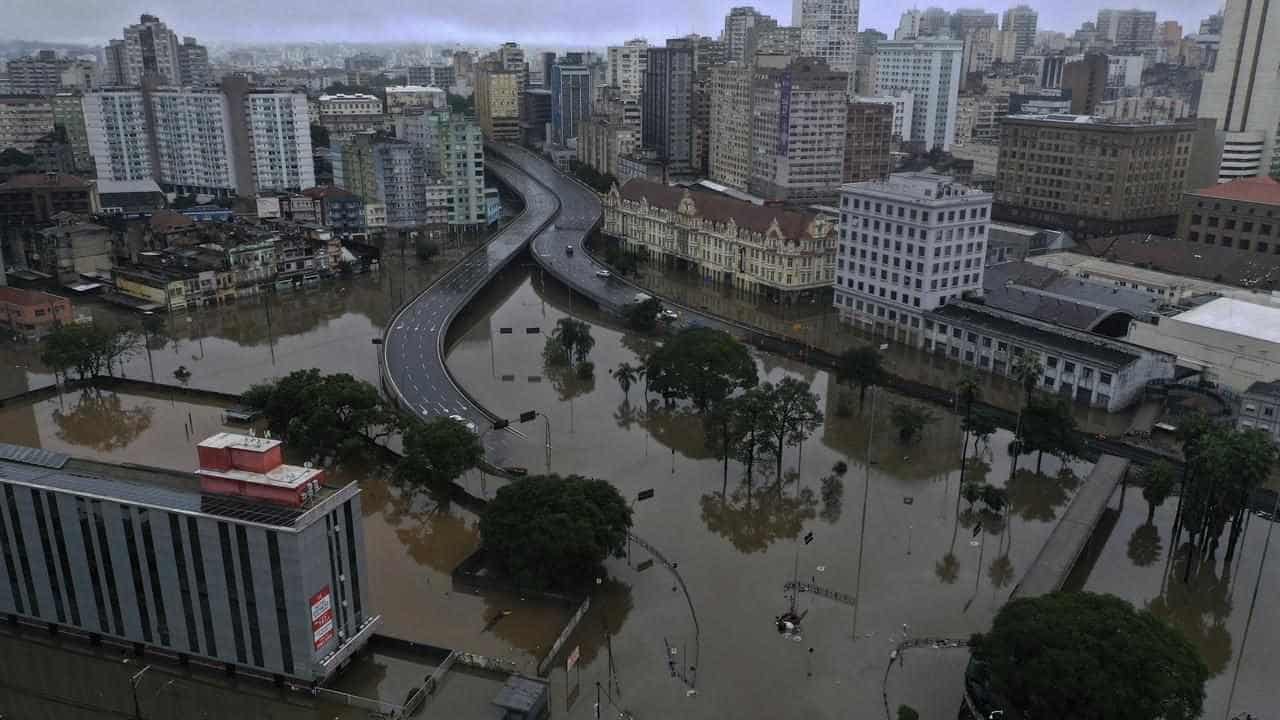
1010,454,1130,600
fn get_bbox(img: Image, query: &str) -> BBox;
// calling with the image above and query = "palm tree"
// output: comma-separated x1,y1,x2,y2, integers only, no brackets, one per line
955,375,981,515
836,346,885,408
612,362,638,402
1011,354,1044,408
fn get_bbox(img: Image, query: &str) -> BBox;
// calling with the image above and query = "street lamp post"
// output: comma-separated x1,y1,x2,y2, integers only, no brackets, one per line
852,344,889,640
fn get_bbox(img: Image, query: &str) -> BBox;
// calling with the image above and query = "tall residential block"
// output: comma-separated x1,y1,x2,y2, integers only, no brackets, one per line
834,172,992,343
5,51,77,96
178,37,212,86
51,92,94,174
550,54,592,145
994,114,1201,237
873,38,963,151
708,63,755,191
642,40,695,171
723,7,779,64
793,0,860,82
1000,5,1038,62
0,96,55,153
1096,9,1157,51
476,68,523,142
102,14,183,85
607,40,649,100
1197,0,1280,180
845,102,894,182
748,57,849,203
83,80,314,197
1063,53,1108,115
0,435,379,682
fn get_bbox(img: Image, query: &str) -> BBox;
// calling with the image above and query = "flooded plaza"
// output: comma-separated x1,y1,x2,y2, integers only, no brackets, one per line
0,253,1276,719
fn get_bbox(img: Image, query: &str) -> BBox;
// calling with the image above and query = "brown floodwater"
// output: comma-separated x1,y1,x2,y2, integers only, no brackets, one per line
444,267,1098,719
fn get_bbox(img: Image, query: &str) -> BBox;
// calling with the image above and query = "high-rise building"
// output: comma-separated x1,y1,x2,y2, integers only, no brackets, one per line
551,54,592,145
745,25,802,60
855,92,915,143
0,434,379,683
896,10,923,40
1096,9,1157,51
475,67,523,142
793,0,860,83
538,52,557,90
833,172,992,342
578,90,641,178
406,64,456,91
51,92,93,174
0,96,54,153
873,38,963,151
853,29,887,95
102,14,183,85
845,101,894,182
83,80,314,197
642,40,694,171
1000,5,1038,62
1063,53,1108,114
1197,0,1280,180
497,42,528,86
607,40,648,101
1199,13,1224,35
950,9,999,38
920,7,952,36
177,37,211,86
5,51,75,96
994,114,1202,237
749,57,849,203
723,7,779,64
708,63,755,190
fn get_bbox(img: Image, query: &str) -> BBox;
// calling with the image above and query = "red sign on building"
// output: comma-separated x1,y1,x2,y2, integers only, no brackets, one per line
310,586,335,650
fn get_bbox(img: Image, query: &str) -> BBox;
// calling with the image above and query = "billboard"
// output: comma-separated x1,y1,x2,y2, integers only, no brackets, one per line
311,586,335,650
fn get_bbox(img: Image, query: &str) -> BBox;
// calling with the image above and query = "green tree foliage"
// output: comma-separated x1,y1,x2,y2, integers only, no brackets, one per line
309,122,330,149
40,322,140,381
603,244,640,276
704,396,740,491
414,237,440,261
479,475,632,590
447,93,473,114
1141,460,1177,524
0,147,35,166
731,387,772,479
611,362,639,401
1011,354,1045,406
836,346,885,407
962,411,999,447
890,403,936,444
896,707,920,720
970,592,1207,720
571,161,618,193
644,327,757,410
400,416,483,483
1179,419,1277,562
756,378,824,483
552,317,595,366
623,298,661,332
241,370,396,462
1019,395,1082,473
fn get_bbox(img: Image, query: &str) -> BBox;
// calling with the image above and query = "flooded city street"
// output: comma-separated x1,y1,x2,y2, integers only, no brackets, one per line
0,255,1276,719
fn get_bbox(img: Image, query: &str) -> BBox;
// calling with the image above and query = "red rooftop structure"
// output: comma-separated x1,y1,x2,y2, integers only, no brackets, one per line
195,432,324,506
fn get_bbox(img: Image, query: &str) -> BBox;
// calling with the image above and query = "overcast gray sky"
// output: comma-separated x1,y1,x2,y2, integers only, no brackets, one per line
6,0,1223,47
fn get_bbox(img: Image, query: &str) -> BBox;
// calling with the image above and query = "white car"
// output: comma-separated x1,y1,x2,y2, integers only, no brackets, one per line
659,309,679,321
448,414,478,433
596,269,612,278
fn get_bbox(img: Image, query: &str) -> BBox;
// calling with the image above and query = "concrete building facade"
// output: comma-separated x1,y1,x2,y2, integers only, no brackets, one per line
642,41,695,171
708,63,754,191
834,172,992,344
607,40,649,101
873,39,962,151
0,96,55,153
550,55,592,145
1177,176,1280,257
476,69,523,142
844,102,893,183
1000,5,1039,62
748,57,848,203
793,0,860,87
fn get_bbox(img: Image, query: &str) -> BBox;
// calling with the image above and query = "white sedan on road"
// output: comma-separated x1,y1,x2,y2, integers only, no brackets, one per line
596,269,612,278
448,414,478,433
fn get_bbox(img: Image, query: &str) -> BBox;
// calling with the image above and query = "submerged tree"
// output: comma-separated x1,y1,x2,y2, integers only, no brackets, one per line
644,326,757,410
836,345,885,407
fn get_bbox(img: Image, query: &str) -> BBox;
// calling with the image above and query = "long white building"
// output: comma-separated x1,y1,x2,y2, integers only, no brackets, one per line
873,38,963,151
834,172,992,343
84,80,314,197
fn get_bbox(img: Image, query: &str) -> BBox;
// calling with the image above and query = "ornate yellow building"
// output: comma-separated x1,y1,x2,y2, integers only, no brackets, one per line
603,179,837,302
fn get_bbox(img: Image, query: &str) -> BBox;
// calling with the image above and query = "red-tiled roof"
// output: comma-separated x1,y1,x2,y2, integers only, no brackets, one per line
616,179,825,239
0,286,65,307
0,173,91,190
1189,176,1280,205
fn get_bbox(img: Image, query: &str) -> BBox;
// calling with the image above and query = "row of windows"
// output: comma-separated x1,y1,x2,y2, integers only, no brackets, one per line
841,196,989,223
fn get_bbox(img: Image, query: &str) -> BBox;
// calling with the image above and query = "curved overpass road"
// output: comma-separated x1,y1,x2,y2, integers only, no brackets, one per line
382,155,558,445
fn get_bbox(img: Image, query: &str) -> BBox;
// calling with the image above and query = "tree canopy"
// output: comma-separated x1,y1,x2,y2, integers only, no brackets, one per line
890,402,937,444
400,416,483,483
836,346,885,406
241,369,396,463
552,317,595,366
41,322,139,381
644,327,757,410
623,297,661,332
1019,395,1082,473
969,592,1207,720
479,475,632,591
756,378,823,483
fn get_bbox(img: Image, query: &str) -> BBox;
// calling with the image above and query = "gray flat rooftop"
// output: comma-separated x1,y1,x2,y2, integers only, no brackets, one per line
0,444,339,530
930,302,1141,367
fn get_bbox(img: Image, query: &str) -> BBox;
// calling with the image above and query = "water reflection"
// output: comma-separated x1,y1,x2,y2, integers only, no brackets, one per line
629,404,717,461
1148,544,1235,676
700,477,817,554
818,474,844,523
1006,467,1081,522
988,554,1016,589
820,390,962,481
52,390,154,451
1127,524,1163,567
935,552,960,584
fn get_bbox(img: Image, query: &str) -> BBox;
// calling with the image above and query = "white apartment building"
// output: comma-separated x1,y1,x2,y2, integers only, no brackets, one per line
607,40,648,100
873,39,962,151
82,90,153,182
317,93,384,117
855,92,914,143
793,0,860,89
393,110,487,227
834,172,992,343
243,90,315,193
83,83,313,196
1197,0,1280,180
